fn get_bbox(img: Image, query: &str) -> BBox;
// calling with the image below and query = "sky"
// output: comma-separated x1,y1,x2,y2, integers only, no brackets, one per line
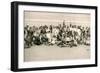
24,11,90,27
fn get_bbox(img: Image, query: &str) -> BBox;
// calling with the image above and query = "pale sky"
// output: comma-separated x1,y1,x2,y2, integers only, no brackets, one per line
24,11,90,27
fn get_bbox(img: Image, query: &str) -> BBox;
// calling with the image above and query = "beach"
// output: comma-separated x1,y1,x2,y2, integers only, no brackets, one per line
24,45,90,62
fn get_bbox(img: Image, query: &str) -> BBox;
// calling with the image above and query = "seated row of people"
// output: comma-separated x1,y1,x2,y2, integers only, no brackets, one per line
24,23,90,48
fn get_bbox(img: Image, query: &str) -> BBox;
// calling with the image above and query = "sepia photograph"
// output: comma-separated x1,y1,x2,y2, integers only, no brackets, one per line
11,2,97,71
24,11,91,62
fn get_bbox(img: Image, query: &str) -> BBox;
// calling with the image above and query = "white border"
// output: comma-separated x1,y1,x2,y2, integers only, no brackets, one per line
18,5,95,68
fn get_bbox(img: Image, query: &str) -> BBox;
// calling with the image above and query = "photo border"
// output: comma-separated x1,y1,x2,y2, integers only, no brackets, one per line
11,1,98,72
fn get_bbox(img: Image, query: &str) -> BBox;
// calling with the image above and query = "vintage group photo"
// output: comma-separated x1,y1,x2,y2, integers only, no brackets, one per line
24,11,91,62
11,2,97,71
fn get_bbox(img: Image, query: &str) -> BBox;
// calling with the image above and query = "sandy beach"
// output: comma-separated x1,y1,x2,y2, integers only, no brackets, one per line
24,45,90,62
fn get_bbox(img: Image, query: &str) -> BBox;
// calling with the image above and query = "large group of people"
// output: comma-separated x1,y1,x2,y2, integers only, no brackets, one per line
24,21,90,48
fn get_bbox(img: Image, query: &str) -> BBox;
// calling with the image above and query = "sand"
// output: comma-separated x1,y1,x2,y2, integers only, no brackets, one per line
24,45,90,62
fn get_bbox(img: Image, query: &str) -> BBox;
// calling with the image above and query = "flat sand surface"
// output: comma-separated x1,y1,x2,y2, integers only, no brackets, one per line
24,45,90,62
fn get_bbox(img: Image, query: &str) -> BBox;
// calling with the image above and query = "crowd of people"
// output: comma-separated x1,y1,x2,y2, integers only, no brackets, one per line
24,21,90,48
